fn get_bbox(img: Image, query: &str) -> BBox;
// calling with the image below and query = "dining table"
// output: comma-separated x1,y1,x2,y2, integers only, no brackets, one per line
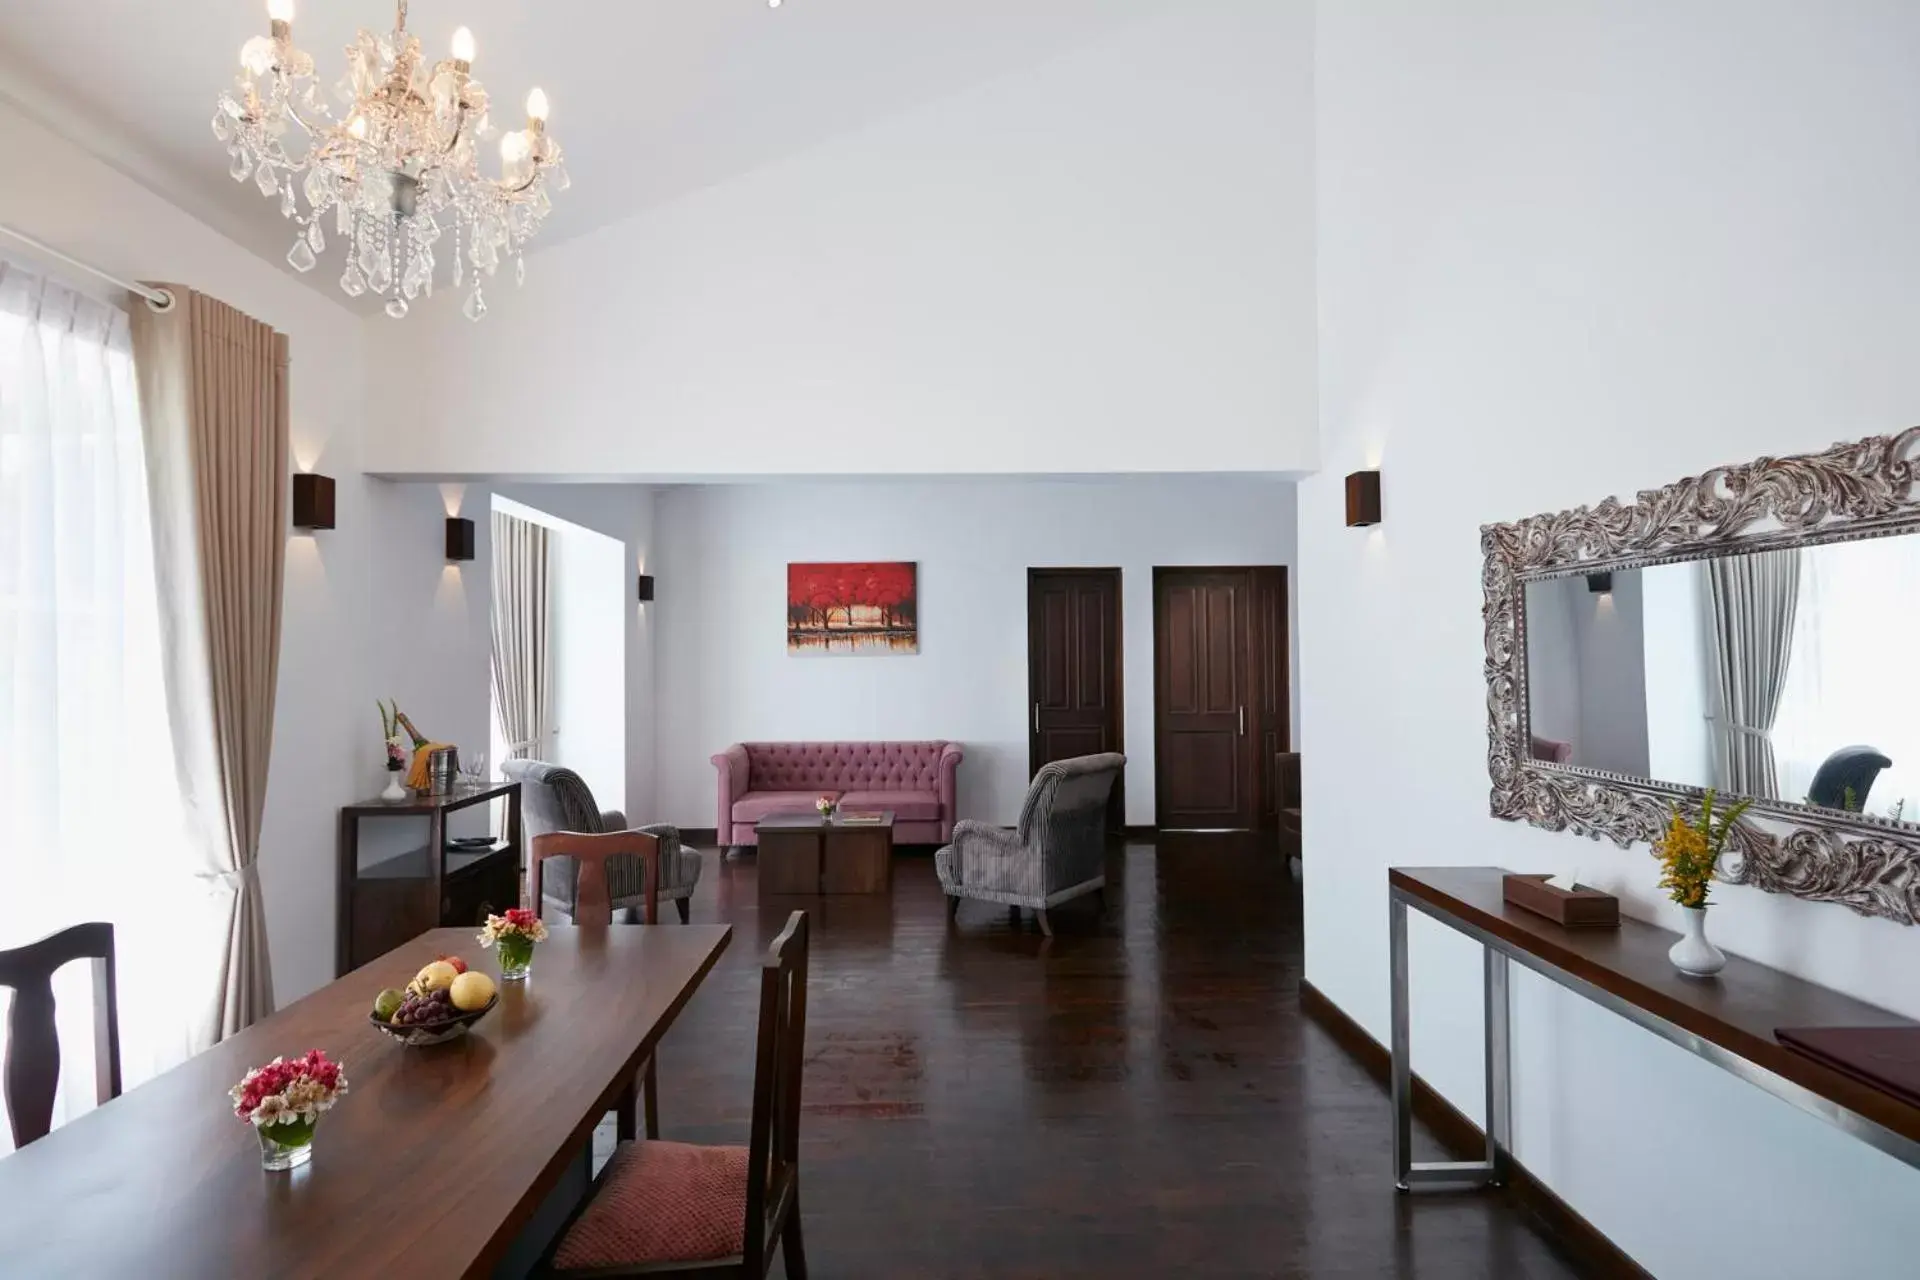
0,922,732,1278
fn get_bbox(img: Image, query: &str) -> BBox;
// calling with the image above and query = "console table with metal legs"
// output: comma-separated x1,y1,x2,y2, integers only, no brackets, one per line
1387,866,1920,1193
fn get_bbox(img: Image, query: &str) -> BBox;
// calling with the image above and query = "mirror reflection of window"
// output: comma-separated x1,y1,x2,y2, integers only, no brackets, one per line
1773,537,1920,822
1523,534,1920,826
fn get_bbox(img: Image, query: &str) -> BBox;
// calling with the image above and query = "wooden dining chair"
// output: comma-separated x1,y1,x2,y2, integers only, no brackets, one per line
532,831,665,1139
538,910,811,1279
0,922,121,1149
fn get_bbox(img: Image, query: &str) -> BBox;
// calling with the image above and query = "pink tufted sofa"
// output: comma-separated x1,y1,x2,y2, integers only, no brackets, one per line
711,741,964,849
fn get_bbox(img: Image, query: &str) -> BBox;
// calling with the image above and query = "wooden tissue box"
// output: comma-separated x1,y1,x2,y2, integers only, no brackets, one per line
1502,874,1620,928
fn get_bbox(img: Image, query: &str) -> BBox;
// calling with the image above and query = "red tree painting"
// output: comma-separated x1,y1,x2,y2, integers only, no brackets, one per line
787,562,918,654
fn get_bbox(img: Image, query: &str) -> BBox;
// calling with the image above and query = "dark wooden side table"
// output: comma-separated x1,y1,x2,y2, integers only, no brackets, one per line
336,782,522,976
755,811,896,895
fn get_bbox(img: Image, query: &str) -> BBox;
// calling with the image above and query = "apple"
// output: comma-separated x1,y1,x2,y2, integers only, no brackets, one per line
411,960,459,995
437,953,469,975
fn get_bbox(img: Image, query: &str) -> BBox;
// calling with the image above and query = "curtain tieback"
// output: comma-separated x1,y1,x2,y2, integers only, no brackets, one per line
196,866,259,892
1708,716,1772,740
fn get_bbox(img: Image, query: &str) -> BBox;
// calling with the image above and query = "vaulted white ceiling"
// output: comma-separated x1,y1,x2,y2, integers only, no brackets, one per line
0,0,1168,303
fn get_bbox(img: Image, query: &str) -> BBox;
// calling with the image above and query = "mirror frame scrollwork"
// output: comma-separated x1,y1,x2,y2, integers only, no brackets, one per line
1483,427,1920,925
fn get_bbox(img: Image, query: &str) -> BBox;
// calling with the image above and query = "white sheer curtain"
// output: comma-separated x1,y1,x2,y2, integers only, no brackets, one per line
0,261,217,1151
1773,537,1920,820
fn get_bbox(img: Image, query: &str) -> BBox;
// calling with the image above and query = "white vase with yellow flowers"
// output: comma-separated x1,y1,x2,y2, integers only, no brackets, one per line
1652,788,1750,977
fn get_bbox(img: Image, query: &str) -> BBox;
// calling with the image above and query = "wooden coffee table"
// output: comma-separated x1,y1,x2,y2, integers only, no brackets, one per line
755,811,895,895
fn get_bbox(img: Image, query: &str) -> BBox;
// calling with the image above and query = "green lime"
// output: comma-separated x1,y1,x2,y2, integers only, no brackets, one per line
373,988,406,1021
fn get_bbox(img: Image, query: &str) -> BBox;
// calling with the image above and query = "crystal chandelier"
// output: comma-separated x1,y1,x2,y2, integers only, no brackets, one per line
213,0,566,320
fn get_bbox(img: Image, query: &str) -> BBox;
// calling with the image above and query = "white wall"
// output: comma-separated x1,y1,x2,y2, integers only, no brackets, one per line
1573,572,1649,778
1522,579,1580,751
1305,4,1920,1277
360,0,1315,481
1643,560,1713,788
655,476,1296,830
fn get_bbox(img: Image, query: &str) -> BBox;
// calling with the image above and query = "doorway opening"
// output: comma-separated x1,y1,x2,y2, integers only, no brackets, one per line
489,494,627,812
1152,566,1288,832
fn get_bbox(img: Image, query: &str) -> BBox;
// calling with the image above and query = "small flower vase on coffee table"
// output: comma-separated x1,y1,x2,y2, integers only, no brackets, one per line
1668,906,1726,977
258,1116,318,1171
498,935,534,981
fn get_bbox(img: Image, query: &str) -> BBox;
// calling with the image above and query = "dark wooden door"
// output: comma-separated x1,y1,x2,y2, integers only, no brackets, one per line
1028,569,1124,826
1154,567,1288,830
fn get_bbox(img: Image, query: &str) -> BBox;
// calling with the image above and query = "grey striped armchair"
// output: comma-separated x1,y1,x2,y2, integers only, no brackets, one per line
935,752,1124,937
502,760,703,923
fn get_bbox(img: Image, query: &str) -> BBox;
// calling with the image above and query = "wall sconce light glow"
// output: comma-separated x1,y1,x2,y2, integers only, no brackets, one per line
438,483,467,518
769,0,782,8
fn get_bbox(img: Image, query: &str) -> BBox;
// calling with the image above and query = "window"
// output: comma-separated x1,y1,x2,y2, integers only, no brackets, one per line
0,262,211,1150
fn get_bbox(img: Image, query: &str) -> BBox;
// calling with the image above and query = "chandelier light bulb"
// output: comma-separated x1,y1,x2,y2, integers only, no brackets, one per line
266,0,296,23
347,115,367,140
451,26,476,63
501,131,530,164
526,87,550,122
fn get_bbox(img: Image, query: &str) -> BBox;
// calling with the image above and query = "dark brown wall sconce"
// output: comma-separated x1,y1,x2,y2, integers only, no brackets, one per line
446,516,476,562
1586,571,1613,594
292,473,335,531
1345,470,1382,526
637,574,655,603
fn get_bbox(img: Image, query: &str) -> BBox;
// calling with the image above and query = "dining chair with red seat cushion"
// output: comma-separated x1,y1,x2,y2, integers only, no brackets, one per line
540,909,811,1279
531,830,666,1140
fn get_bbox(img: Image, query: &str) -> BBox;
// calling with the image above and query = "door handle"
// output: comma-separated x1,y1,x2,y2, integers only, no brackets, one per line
1033,702,1041,734
1238,706,1246,736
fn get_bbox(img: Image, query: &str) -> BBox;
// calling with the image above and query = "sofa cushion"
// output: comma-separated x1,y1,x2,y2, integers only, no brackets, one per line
839,789,941,822
744,741,948,793
731,790,839,823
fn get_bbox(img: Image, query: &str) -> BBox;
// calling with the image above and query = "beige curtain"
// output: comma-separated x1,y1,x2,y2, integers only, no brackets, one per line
131,287,286,1041
1706,549,1801,801
491,512,552,761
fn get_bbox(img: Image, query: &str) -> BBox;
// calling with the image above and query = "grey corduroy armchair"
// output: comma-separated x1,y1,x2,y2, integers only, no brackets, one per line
934,752,1124,936
502,759,703,923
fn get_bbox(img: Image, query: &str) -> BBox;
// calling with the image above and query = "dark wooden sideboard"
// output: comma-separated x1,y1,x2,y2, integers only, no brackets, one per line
335,782,522,976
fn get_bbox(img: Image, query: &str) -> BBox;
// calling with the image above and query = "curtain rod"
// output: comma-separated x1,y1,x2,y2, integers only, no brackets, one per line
0,222,175,312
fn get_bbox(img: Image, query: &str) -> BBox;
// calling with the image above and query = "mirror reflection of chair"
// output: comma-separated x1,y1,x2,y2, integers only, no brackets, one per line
1806,746,1893,811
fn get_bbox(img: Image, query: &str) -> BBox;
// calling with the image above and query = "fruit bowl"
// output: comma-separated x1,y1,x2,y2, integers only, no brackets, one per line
369,994,498,1047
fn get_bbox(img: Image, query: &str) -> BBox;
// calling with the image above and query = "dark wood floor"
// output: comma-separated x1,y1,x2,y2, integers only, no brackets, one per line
641,834,1589,1279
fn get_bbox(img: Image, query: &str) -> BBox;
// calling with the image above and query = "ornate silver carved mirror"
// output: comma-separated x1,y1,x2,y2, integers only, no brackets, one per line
1483,429,1920,925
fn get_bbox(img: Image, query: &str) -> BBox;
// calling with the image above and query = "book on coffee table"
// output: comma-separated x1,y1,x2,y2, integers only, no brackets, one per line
836,811,887,825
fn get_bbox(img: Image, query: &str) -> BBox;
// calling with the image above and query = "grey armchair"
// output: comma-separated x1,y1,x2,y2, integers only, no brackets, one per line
502,759,703,923
934,752,1124,936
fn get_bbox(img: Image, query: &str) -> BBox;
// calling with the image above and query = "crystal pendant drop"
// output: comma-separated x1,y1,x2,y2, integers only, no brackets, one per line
356,235,379,277
287,236,318,273
211,111,233,143
229,148,251,183
280,183,296,219
367,254,393,295
254,163,279,198
462,286,487,322
452,251,464,289
336,202,351,237
307,220,325,254
515,256,526,287
339,263,367,298
385,296,409,319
